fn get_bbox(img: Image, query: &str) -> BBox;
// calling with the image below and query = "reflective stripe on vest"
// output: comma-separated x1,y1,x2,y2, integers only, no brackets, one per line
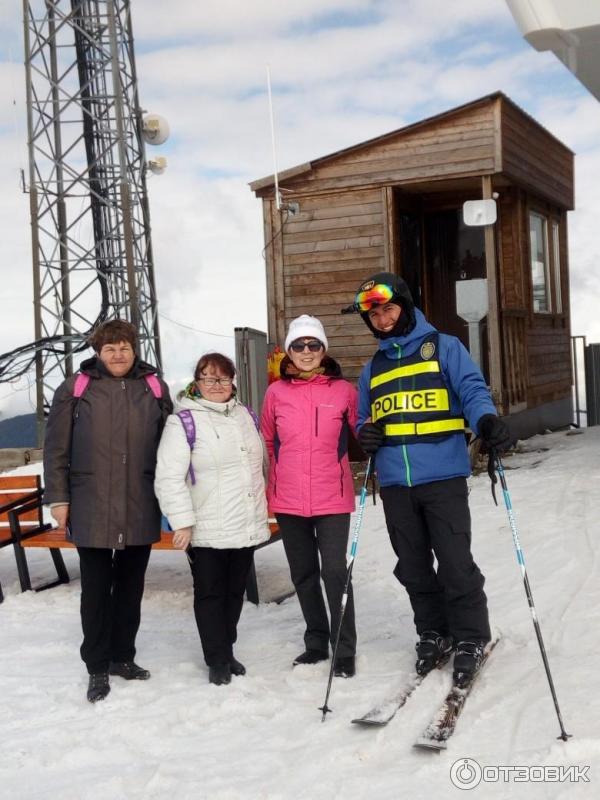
383,418,465,437
369,335,465,444
369,360,440,389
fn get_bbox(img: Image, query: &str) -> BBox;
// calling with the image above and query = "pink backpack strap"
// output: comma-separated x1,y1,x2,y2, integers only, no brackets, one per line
144,374,163,398
74,372,162,400
73,373,91,398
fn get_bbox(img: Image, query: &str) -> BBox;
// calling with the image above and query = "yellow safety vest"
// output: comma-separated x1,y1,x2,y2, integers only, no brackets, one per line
369,335,465,444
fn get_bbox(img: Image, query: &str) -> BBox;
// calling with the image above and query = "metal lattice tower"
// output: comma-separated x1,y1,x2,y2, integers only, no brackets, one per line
23,0,162,436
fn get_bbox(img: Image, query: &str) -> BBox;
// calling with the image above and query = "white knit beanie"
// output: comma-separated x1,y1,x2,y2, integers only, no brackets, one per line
284,315,328,352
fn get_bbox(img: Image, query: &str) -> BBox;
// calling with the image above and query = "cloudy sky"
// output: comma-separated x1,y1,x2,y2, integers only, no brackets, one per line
0,0,599,416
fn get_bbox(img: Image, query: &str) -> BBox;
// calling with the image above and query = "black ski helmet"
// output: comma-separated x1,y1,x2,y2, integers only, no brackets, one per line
354,272,416,338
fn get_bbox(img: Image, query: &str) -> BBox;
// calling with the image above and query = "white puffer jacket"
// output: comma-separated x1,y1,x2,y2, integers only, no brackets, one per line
155,394,270,549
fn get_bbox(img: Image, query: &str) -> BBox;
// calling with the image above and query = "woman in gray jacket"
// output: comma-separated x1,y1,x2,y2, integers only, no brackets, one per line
43,319,172,703
155,353,269,685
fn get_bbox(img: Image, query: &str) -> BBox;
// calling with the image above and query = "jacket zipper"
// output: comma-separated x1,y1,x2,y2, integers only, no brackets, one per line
315,406,319,437
403,372,417,486
393,343,412,487
120,380,127,545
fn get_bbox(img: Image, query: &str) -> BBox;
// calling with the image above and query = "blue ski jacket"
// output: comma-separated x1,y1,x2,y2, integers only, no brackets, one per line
357,309,497,487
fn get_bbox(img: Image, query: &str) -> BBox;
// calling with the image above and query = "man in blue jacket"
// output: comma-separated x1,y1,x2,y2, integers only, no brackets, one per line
350,272,511,686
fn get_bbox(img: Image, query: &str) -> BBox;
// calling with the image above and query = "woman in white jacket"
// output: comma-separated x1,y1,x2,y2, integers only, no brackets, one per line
155,353,269,685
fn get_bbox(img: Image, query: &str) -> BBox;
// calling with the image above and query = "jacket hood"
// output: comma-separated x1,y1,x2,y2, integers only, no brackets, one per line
377,309,437,358
279,354,343,381
79,355,159,379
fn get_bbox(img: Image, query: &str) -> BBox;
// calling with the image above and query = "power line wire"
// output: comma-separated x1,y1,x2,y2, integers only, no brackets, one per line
158,313,234,339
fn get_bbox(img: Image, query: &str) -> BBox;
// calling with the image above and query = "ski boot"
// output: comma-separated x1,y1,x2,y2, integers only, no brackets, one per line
453,640,486,688
415,631,454,676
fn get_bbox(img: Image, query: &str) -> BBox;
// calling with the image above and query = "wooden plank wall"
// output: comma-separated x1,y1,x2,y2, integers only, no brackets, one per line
527,323,572,404
498,188,528,410
500,98,574,210
278,188,386,381
262,187,404,380
286,104,498,196
498,184,572,411
498,187,526,310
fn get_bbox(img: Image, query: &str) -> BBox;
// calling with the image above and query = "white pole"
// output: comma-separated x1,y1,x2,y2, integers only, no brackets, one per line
266,65,281,211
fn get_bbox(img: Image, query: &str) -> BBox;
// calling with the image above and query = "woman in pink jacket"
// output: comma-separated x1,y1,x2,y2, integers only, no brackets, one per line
261,315,358,677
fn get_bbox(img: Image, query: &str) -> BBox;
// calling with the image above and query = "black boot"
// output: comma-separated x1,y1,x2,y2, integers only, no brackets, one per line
453,641,486,687
415,631,454,676
87,672,110,703
293,649,329,667
109,661,151,680
230,657,246,676
334,655,356,678
209,663,232,685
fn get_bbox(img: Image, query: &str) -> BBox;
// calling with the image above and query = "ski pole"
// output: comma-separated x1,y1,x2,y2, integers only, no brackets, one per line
320,457,372,722
494,452,571,741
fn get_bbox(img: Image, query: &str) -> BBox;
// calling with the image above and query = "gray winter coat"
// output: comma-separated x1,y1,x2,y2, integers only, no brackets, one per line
43,356,173,549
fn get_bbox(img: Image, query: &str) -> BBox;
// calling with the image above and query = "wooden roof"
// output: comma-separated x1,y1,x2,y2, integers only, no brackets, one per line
250,92,574,209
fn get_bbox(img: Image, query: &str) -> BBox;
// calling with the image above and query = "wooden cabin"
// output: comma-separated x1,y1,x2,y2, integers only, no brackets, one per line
250,92,574,439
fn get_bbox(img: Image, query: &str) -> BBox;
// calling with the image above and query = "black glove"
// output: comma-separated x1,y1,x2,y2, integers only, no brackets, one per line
358,421,385,454
477,414,512,453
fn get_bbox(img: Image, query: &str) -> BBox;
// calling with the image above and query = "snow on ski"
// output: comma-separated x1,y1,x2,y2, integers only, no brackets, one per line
414,637,500,751
352,674,425,726
352,654,451,727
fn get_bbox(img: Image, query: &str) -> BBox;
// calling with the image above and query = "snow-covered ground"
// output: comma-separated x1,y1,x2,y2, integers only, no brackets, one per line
1,429,599,800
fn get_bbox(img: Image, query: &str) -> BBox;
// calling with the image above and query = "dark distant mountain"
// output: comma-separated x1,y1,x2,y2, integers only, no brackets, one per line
0,413,38,448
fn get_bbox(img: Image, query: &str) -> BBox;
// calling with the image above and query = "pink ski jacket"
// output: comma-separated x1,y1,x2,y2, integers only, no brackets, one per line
260,358,358,517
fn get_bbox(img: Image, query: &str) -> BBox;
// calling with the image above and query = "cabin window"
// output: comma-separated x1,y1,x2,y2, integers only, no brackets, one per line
529,212,552,313
551,220,562,313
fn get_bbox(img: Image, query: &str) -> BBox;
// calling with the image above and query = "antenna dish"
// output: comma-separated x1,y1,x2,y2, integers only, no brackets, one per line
463,199,497,227
142,114,170,145
147,156,167,175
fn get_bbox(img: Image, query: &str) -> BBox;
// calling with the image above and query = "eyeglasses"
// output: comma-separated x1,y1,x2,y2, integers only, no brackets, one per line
289,340,323,353
354,283,395,312
198,376,233,386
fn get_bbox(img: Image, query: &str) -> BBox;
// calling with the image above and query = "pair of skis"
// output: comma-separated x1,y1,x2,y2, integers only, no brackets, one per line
352,637,499,751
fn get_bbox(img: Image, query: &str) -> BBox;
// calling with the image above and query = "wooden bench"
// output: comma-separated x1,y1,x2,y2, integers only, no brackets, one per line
2,475,280,604
0,475,69,602
19,526,281,603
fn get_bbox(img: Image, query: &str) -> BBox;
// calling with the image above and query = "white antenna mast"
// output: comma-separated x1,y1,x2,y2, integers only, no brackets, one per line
266,65,282,211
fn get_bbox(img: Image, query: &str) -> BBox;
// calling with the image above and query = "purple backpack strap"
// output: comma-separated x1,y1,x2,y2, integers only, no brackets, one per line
144,374,162,398
243,405,260,432
176,409,197,485
73,373,91,398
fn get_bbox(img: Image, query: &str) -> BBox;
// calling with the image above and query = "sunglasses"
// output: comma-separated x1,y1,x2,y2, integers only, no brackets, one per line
354,283,395,312
289,340,323,353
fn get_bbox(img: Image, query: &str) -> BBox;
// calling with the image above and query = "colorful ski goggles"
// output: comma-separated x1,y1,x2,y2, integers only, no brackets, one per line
354,283,396,312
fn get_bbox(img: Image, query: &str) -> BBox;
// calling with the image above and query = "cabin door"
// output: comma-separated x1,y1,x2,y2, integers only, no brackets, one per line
398,208,489,378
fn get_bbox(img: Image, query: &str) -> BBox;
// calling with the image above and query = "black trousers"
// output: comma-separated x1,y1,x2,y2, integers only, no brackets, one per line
380,477,491,644
188,546,255,667
77,545,152,674
276,513,356,658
